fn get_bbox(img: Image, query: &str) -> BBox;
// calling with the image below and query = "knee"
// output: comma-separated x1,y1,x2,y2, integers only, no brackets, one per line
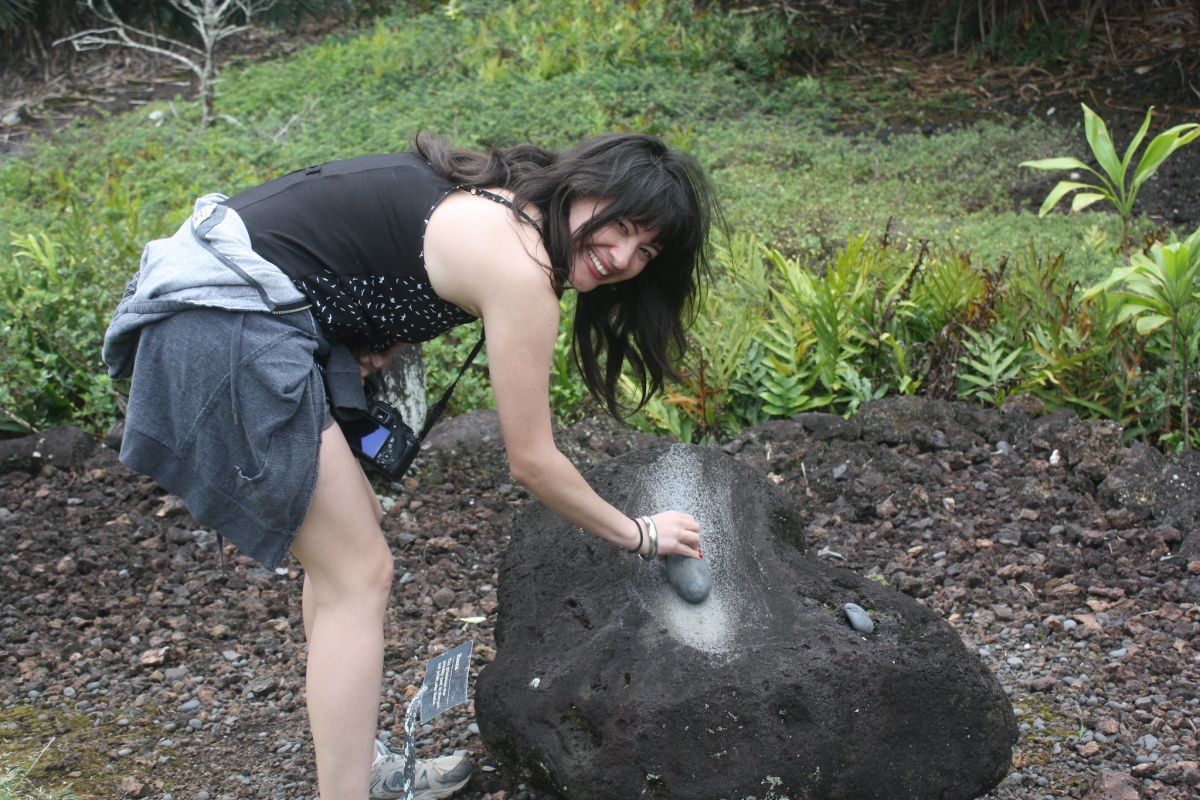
337,536,393,620
305,529,394,613
362,535,395,604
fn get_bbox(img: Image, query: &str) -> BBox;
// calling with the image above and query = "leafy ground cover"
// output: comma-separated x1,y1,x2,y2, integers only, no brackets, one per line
2,0,1198,448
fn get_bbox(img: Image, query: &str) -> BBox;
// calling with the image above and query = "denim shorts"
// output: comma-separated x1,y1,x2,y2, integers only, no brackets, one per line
120,307,327,569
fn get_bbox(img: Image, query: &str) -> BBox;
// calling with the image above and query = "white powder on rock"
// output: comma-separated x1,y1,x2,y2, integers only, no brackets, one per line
629,444,772,655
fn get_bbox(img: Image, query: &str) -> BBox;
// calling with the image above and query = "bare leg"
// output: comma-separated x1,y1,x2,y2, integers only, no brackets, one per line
291,425,393,800
301,463,383,642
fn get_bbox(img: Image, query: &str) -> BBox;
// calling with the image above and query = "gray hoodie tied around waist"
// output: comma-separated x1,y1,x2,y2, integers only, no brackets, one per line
102,194,367,419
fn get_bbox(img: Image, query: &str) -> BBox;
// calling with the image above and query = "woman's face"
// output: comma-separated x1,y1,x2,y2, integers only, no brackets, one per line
566,198,660,293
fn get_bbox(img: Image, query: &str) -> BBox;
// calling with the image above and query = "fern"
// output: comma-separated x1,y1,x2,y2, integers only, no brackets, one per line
957,327,1023,407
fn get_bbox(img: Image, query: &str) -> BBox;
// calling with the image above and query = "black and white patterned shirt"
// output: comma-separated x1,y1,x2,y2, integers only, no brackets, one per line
224,153,477,351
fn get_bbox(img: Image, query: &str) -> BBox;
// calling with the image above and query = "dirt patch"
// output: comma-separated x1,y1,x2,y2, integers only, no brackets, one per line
0,19,335,159
2,404,1198,800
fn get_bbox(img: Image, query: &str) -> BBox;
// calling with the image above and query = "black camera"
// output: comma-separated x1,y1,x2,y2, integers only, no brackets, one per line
339,400,421,480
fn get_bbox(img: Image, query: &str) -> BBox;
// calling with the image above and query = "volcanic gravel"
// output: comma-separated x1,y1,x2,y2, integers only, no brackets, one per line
2,401,1198,800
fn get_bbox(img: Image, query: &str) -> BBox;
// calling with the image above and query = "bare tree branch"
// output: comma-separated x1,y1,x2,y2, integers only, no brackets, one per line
57,28,206,80
53,0,275,126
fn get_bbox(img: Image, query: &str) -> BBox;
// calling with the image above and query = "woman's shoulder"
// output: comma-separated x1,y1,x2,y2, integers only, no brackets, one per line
424,189,555,316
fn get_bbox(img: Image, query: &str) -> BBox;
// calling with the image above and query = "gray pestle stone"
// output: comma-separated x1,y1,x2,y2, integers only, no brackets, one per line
843,602,874,634
664,554,711,603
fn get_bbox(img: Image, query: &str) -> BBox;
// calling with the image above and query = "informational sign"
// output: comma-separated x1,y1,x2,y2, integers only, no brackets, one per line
419,640,473,724
394,641,475,800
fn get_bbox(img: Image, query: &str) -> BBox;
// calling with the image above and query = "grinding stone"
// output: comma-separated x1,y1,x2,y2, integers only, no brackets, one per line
843,602,874,634
665,555,711,603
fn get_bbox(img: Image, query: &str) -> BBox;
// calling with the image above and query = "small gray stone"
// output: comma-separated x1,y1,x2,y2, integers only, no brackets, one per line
180,699,200,712
843,602,874,634
664,555,711,604
104,419,125,449
245,675,280,697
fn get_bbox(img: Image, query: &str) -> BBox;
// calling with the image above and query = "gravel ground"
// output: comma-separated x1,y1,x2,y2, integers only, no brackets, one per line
1,401,1198,800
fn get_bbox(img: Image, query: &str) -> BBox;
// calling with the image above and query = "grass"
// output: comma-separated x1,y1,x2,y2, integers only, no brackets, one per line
0,701,167,800
703,114,1109,276
0,748,80,800
0,716,78,800
0,0,1188,439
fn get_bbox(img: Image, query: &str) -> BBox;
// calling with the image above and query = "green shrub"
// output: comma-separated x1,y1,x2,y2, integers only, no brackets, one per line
1,0,1191,450
0,232,123,435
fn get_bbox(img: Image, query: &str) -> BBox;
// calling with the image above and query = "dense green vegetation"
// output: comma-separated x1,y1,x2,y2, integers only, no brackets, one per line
1,0,1196,449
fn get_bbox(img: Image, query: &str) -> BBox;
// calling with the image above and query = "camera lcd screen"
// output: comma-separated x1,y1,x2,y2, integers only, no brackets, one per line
340,416,391,459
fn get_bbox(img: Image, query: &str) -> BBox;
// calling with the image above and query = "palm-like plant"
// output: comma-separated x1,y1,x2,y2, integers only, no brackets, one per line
1084,228,1200,446
1020,104,1199,250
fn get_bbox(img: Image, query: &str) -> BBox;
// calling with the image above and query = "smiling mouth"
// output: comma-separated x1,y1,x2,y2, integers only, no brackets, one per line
588,248,609,278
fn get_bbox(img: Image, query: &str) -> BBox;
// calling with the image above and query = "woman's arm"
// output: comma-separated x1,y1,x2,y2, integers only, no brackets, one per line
482,284,700,558
424,193,700,558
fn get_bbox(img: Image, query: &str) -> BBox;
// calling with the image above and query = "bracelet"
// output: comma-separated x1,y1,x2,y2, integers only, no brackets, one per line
628,517,645,555
640,516,658,561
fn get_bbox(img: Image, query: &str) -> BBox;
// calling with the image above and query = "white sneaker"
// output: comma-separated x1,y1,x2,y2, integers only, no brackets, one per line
369,739,471,800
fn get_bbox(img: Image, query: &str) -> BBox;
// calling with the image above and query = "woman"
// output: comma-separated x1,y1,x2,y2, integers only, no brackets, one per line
102,132,717,800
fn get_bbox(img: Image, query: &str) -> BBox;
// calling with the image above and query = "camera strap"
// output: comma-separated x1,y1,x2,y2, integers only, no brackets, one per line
418,333,486,441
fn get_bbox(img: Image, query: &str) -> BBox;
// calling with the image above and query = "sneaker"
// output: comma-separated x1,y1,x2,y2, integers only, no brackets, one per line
370,739,472,800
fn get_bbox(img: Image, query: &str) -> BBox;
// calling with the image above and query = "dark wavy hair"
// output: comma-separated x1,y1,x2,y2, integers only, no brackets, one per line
413,132,718,416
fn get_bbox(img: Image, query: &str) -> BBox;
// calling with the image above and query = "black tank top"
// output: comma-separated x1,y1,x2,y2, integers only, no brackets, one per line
224,153,476,351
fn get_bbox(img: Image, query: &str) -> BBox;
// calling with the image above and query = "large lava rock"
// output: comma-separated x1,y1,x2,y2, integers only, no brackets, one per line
476,444,1017,800
0,426,94,475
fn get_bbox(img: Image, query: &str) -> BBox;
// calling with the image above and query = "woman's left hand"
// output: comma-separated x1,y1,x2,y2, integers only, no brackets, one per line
647,510,702,559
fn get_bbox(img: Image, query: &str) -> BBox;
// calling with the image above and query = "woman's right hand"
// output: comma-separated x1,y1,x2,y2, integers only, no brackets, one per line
354,343,402,379
638,510,702,560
